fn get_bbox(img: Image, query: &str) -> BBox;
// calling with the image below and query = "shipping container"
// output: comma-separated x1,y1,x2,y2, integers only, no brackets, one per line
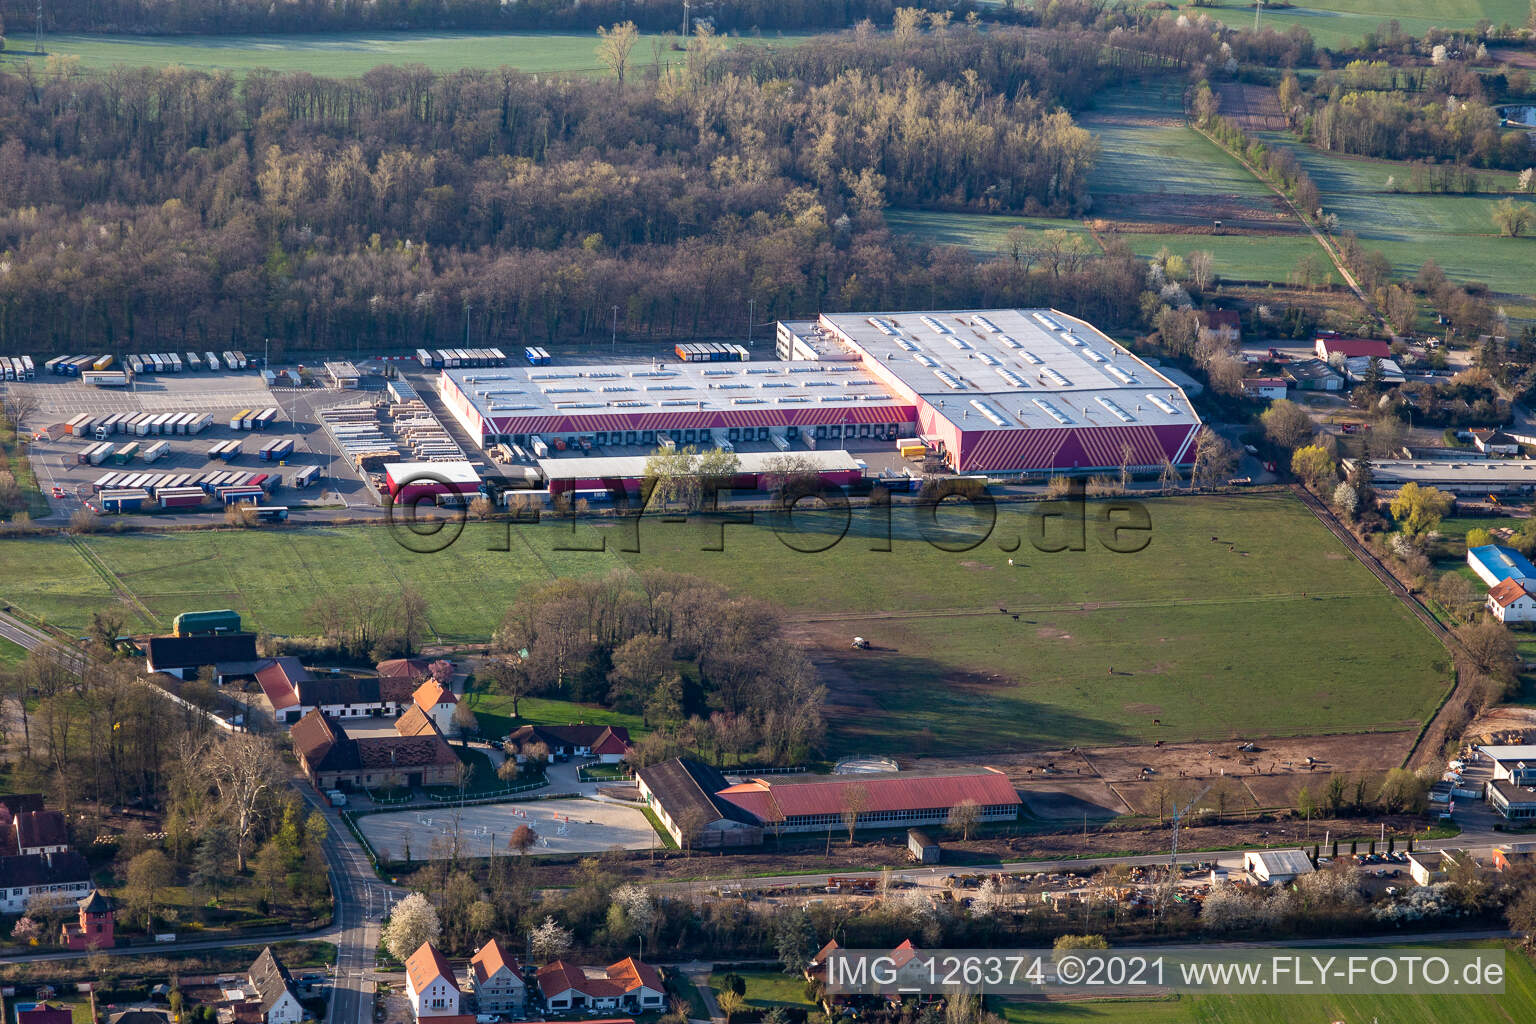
99,488,148,513
159,488,206,510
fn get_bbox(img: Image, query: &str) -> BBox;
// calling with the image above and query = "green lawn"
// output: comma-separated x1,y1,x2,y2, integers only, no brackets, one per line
1136,0,1533,50
0,30,800,77
996,942,1536,1022
710,970,815,1011
0,637,27,666
468,693,649,741
1258,132,1536,297
1108,231,1337,285
0,492,1451,755
885,210,1098,257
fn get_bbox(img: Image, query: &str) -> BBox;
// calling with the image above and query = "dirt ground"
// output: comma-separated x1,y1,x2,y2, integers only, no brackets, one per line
516,811,1434,890
1217,82,1288,132
1089,194,1289,231
1465,704,1536,745
1490,47,1536,71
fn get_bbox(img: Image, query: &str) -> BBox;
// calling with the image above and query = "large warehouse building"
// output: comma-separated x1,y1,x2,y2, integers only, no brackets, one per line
437,309,1200,477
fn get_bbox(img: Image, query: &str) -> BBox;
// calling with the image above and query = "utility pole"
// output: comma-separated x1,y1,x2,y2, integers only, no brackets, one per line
747,298,754,349
1254,0,1264,32
682,0,691,38
463,303,473,347
36,0,44,56
611,305,619,352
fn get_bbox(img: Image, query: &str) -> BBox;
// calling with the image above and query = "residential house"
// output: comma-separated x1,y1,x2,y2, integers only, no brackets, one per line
0,794,44,855
406,942,462,1019
805,940,929,1003
1243,849,1315,884
535,959,664,1013
1198,310,1242,345
13,809,69,855
290,706,459,793
466,939,526,1013
61,888,115,950
413,679,459,735
1472,429,1522,456
1487,578,1536,623
248,946,305,1024
144,633,260,681
1240,377,1287,400
0,850,92,913
506,724,632,763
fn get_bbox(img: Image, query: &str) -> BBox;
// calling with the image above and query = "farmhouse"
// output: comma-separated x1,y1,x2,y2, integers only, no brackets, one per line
413,679,459,735
1242,848,1315,884
636,758,1020,847
506,723,632,762
258,658,399,724
0,850,91,913
406,942,462,1020
1486,578,1536,623
466,939,526,1013
535,958,664,1013
246,946,304,1024
1467,545,1536,588
289,706,459,792
143,632,260,681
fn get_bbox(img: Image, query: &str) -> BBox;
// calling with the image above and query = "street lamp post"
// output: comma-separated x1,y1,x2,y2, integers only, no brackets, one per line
612,305,619,352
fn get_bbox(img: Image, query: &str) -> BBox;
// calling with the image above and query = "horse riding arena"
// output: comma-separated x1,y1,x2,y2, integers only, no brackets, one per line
357,798,661,860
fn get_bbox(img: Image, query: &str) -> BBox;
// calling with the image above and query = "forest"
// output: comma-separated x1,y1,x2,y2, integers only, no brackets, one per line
0,18,1223,352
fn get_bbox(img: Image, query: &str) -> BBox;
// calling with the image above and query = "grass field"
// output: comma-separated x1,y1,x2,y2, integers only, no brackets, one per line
466,693,647,741
0,492,1450,754
1256,133,1536,297
0,30,801,77
995,941,1536,1023
885,210,1098,257
0,638,27,666
1142,0,1533,49
710,970,815,1011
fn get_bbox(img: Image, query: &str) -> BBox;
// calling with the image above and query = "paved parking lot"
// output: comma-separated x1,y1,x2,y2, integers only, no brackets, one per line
9,371,375,520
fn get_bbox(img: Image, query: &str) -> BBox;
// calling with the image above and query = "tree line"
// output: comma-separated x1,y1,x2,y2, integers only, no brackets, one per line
483,569,826,766
0,18,1222,352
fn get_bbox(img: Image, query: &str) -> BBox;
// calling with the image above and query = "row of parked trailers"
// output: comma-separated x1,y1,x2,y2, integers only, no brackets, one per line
73,440,170,466
91,466,320,494
124,351,249,375
228,408,280,430
1,356,36,379
64,412,215,438
673,343,750,362
45,355,114,376
416,347,508,369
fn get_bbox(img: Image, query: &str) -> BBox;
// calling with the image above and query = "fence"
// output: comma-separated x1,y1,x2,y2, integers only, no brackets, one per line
577,760,635,782
424,777,549,804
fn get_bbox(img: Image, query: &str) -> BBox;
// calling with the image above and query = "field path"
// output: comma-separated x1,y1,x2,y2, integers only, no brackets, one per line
68,535,156,628
1193,124,1377,318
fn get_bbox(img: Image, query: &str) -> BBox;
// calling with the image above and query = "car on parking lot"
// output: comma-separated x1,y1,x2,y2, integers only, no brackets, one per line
51,486,65,498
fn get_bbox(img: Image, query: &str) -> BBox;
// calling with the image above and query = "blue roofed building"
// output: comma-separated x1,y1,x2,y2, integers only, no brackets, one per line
1467,545,1536,588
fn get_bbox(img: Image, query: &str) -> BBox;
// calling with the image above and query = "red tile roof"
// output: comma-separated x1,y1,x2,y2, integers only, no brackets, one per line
256,657,310,711
1318,337,1391,359
538,961,616,1000
718,769,1020,822
377,657,431,679
606,958,663,996
406,942,458,996
414,679,458,712
1488,577,1534,608
471,939,519,986
591,728,632,756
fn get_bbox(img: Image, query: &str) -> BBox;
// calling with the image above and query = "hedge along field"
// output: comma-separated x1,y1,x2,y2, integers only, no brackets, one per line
0,30,804,78
1256,133,1536,297
1140,0,1534,50
0,492,1449,754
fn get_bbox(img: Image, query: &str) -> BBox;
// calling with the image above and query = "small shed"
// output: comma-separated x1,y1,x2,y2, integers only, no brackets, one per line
907,829,940,864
